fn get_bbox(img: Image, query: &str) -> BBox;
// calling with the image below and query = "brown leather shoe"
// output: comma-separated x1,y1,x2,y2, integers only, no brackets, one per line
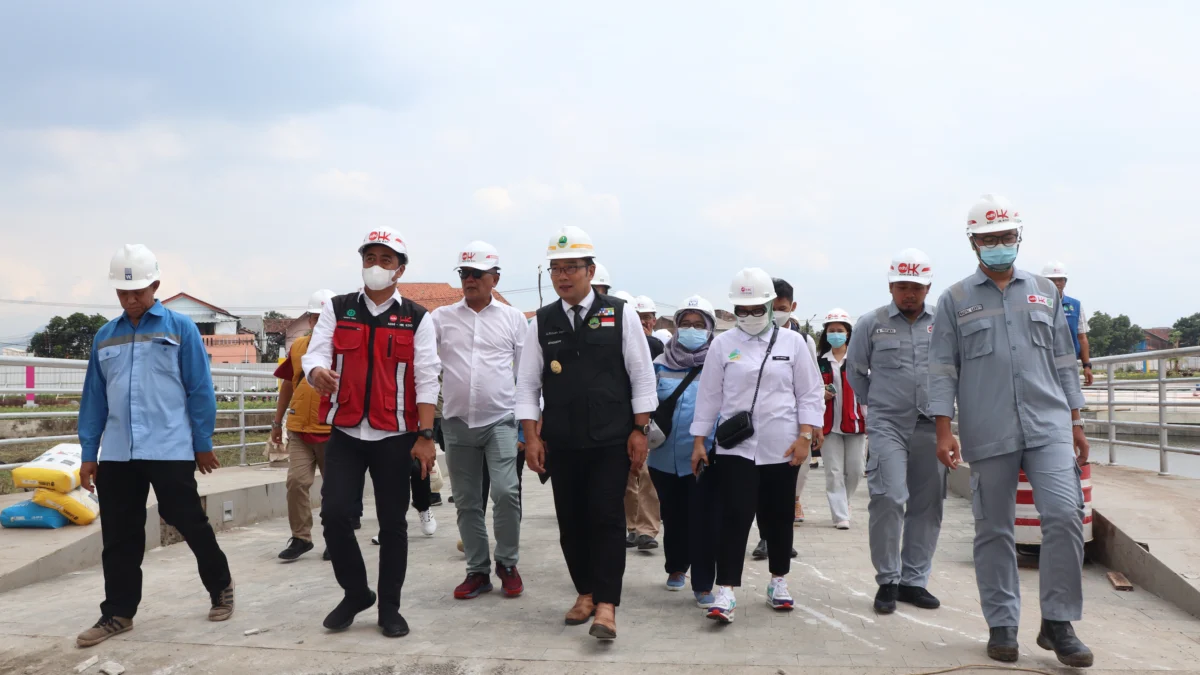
76,616,132,648
589,602,616,640
564,594,595,626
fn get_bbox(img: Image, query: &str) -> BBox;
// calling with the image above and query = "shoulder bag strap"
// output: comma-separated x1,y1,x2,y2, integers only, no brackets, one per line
748,326,779,415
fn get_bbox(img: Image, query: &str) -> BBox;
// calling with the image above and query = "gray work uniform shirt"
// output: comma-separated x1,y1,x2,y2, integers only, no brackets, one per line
845,302,936,450
927,267,1085,462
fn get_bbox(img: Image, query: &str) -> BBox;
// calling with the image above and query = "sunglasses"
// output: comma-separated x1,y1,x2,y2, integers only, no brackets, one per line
733,306,768,317
457,268,495,280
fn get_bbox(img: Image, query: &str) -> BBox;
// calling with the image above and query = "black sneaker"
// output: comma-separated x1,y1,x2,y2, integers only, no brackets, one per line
790,547,798,558
323,591,377,631
278,537,314,561
625,531,637,548
752,540,768,560
1037,620,1094,668
897,585,940,609
379,611,410,638
636,534,659,551
874,583,898,614
322,548,330,561
429,493,443,507
987,626,1019,662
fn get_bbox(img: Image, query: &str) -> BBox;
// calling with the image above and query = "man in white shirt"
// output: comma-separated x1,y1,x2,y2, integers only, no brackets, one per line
516,226,657,640
303,227,441,639
434,241,528,601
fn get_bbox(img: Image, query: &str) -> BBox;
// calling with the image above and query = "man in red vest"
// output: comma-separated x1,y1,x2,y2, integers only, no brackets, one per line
303,227,441,639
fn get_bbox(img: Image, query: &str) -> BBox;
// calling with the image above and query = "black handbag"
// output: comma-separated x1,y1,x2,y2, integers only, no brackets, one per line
714,326,779,449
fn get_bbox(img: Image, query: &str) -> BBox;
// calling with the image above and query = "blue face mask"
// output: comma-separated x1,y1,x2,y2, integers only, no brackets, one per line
676,327,708,351
979,244,1019,271
826,332,847,348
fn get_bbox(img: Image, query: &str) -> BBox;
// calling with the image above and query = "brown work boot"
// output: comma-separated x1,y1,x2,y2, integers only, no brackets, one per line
564,594,595,626
209,581,235,621
589,602,617,640
77,616,132,648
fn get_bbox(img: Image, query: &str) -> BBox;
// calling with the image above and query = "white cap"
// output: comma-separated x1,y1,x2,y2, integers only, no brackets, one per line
675,295,716,323
634,295,657,315
728,268,776,306
457,240,500,271
887,248,934,286
591,262,612,288
966,194,1023,235
822,308,853,327
653,329,673,344
546,226,596,260
109,244,160,291
307,289,336,313
1042,260,1068,279
358,227,409,263
611,290,637,305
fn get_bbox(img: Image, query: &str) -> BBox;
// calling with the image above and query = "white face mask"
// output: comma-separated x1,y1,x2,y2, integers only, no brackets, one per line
773,310,792,328
737,313,772,336
362,265,397,291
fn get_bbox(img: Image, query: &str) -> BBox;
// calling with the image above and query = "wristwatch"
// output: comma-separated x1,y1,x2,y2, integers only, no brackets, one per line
1071,419,1086,427
634,423,651,436
799,431,813,441
1082,363,1092,369
271,422,282,429
417,428,435,440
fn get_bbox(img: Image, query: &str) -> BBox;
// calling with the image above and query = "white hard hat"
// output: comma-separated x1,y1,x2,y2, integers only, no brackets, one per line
728,268,776,306
358,227,409,262
675,295,716,323
653,329,673,344
546,226,596,260
611,290,637,305
634,295,657,315
887,248,934,286
109,244,160,291
307,289,336,313
1042,260,1068,279
456,240,500,271
592,262,612,288
822,307,854,327
966,194,1023,235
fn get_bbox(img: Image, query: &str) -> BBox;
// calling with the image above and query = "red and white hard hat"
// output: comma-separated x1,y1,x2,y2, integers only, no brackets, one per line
634,295,657,315
457,240,500,271
887,248,933,286
307,289,336,313
1042,260,1068,279
546,226,596,260
728,268,776,306
822,308,854,327
358,227,409,263
966,194,1022,236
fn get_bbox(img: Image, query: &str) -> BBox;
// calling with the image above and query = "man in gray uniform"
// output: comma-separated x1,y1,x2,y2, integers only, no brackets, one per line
846,247,944,616
928,194,1092,668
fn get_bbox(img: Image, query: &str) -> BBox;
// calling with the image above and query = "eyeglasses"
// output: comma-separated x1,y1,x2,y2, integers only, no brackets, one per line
733,306,768,318
974,232,1021,248
457,268,495,280
548,264,588,277
677,321,706,329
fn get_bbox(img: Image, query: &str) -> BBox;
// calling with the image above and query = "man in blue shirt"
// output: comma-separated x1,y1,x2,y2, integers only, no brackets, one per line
75,245,234,649
1042,261,1094,386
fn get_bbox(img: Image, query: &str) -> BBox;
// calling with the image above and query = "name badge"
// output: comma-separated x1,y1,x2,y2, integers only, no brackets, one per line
957,304,983,318
772,355,790,361
874,328,896,334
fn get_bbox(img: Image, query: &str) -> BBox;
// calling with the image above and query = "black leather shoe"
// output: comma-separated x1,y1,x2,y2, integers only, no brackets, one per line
635,534,659,551
625,532,637,548
1037,620,1093,668
379,612,410,638
873,583,898,614
987,626,1019,662
322,548,330,561
790,547,798,558
278,537,314,561
897,585,940,609
323,591,377,631
752,540,768,560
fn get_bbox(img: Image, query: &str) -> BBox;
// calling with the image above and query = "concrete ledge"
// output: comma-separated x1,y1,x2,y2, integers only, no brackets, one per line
1090,509,1200,619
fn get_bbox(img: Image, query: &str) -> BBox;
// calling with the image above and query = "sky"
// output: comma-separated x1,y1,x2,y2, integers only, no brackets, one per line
2,1,1198,348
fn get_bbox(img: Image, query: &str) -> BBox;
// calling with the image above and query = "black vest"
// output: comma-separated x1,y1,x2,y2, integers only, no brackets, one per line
537,293,634,449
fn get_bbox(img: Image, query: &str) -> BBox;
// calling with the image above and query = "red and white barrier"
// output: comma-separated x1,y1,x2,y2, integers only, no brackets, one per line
1015,463,1092,544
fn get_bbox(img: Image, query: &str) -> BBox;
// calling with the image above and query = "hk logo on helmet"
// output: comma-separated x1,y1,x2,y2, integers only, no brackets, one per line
461,252,477,262
895,262,929,276
368,231,392,243
985,209,1017,222
739,286,753,294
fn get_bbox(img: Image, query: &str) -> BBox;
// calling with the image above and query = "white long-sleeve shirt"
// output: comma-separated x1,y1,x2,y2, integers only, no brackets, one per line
433,297,526,429
690,326,824,465
515,290,657,422
302,289,441,441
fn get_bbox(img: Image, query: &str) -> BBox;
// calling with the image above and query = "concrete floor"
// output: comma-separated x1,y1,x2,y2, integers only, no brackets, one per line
2,465,1200,674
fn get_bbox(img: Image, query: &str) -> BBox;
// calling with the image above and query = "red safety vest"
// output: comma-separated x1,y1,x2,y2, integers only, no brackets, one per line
820,357,864,436
318,293,427,433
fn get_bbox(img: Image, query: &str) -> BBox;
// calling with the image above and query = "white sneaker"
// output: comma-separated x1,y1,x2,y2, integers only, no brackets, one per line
767,576,794,610
419,510,437,536
835,520,850,530
706,586,736,623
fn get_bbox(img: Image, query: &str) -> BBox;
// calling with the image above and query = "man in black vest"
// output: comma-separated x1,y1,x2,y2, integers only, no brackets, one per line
516,226,657,640
303,227,441,639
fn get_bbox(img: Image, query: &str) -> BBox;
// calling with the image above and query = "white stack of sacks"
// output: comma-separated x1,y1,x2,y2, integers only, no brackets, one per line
2,444,100,528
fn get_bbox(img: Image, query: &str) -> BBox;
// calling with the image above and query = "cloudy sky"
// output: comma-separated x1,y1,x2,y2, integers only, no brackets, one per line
2,1,1197,347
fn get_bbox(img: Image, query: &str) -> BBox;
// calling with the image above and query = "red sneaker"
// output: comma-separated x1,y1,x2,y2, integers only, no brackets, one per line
496,563,524,597
453,573,493,600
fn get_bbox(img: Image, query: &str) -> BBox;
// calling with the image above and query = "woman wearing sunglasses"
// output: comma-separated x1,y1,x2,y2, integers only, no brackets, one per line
689,268,825,623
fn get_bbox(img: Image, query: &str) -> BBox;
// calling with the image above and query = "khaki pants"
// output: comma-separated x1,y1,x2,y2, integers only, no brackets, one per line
286,436,327,541
624,462,660,537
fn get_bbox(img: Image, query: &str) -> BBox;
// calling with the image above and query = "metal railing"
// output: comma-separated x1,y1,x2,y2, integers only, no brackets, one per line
0,354,279,470
1083,346,1200,475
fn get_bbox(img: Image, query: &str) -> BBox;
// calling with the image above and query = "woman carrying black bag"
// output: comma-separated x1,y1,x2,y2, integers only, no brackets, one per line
689,268,825,624
646,295,720,608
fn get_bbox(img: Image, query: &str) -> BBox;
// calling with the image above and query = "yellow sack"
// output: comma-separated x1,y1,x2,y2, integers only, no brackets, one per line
11,444,83,493
32,487,100,526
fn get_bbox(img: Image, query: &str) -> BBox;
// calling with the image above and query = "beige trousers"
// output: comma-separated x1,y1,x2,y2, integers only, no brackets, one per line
624,461,661,537
285,436,327,541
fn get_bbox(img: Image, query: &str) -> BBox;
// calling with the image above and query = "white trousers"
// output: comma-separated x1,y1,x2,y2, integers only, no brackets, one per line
822,433,867,523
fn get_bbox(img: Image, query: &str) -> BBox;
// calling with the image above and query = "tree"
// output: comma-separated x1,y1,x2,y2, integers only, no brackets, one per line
29,313,110,360
1086,311,1144,358
1173,313,1200,348
263,310,291,320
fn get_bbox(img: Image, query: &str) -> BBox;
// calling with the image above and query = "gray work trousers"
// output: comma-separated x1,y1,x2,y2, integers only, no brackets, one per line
443,415,521,574
867,420,945,587
970,442,1085,628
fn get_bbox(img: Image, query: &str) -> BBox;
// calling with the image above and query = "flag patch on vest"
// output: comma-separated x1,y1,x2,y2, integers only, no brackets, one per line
600,317,615,327
957,304,983,318
597,307,615,317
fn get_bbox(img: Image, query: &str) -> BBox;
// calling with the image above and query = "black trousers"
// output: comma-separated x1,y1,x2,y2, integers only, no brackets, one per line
649,466,719,593
481,448,525,517
549,444,630,605
409,460,431,511
322,429,413,616
716,455,799,585
96,460,231,619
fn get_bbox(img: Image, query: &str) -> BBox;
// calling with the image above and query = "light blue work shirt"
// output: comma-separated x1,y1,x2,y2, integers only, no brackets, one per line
648,360,715,477
78,301,217,463
927,267,1085,462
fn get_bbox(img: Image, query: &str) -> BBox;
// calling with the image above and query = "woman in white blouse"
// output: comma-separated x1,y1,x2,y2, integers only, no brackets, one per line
689,268,825,624
815,308,866,530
